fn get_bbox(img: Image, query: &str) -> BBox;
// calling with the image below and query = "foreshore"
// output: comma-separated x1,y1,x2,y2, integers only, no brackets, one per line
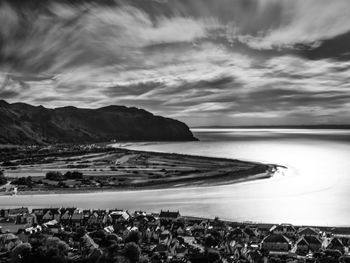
0,144,278,196
2,170,274,196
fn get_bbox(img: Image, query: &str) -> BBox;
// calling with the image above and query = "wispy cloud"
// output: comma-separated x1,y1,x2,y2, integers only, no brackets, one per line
236,0,350,49
1,0,350,125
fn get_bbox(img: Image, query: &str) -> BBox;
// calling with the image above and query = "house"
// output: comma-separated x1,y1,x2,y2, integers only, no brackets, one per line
60,207,76,224
243,226,259,243
210,218,226,232
226,226,259,243
171,221,185,235
190,220,209,231
2,185,17,195
2,207,31,224
154,243,170,257
227,227,245,242
109,210,130,223
82,210,91,224
24,225,42,235
42,208,61,222
88,210,107,226
71,209,84,226
43,219,63,234
134,211,147,217
304,235,322,252
326,237,345,253
32,208,45,223
270,224,296,238
261,234,290,252
292,237,309,256
159,230,172,246
144,227,152,242
256,224,273,238
0,233,21,251
244,250,263,263
174,244,188,258
7,207,29,216
134,215,149,228
159,210,181,221
23,213,37,228
191,227,205,238
297,227,319,237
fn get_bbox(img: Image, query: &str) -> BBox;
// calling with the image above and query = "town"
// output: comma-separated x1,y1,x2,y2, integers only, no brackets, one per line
0,207,350,263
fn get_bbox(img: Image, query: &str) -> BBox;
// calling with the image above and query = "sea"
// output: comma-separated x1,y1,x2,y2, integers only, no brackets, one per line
1,128,350,226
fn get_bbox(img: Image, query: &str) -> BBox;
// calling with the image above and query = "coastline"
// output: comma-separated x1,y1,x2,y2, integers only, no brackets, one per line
0,145,279,196
1,169,274,196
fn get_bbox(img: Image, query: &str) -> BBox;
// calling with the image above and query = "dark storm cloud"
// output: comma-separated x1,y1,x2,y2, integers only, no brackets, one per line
298,31,350,61
1,0,350,125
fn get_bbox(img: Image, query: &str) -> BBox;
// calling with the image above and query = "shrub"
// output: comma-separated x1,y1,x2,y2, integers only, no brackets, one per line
0,171,7,186
125,231,141,244
123,242,141,263
45,171,64,181
64,171,83,179
11,243,32,262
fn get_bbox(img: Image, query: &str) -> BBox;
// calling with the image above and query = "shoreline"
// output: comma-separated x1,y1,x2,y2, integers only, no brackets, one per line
0,167,276,196
0,145,280,196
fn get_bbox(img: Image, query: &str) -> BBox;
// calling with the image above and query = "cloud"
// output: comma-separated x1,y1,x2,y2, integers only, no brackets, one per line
0,2,208,74
1,0,350,125
234,0,350,49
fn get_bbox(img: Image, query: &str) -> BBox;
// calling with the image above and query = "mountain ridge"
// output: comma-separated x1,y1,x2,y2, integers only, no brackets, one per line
0,100,197,144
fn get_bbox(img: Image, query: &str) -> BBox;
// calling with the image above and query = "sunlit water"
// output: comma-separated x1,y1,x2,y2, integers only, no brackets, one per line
1,129,350,226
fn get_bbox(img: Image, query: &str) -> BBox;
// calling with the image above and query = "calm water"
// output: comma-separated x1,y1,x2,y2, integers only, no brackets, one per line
1,129,350,226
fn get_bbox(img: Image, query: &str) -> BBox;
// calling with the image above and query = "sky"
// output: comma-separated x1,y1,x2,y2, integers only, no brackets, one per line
1,0,350,126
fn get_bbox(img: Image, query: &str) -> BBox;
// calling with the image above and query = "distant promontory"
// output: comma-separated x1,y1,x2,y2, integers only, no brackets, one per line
0,100,197,144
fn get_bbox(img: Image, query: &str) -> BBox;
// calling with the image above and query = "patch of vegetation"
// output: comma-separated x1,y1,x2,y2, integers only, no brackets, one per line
45,171,84,181
0,170,7,185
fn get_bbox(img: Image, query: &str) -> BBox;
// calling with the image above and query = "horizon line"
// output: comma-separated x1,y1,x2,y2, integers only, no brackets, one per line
191,124,350,129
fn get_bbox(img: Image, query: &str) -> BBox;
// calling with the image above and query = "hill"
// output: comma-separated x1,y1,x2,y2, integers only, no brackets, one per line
0,100,196,144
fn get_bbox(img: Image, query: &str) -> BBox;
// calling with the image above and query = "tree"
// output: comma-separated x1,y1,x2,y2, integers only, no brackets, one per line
57,181,67,188
11,243,32,263
205,235,218,248
206,250,222,263
45,237,70,257
123,242,141,263
125,230,141,244
64,171,83,179
13,176,32,187
0,170,7,185
45,171,64,181
2,161,15,167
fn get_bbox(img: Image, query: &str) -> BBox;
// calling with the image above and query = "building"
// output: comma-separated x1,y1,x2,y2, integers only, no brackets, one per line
326,237,345,253
292,237,309,255
159,210,181,221
304,235,322,252
270,224,296,238
297,227,319,237
261,234,290,252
